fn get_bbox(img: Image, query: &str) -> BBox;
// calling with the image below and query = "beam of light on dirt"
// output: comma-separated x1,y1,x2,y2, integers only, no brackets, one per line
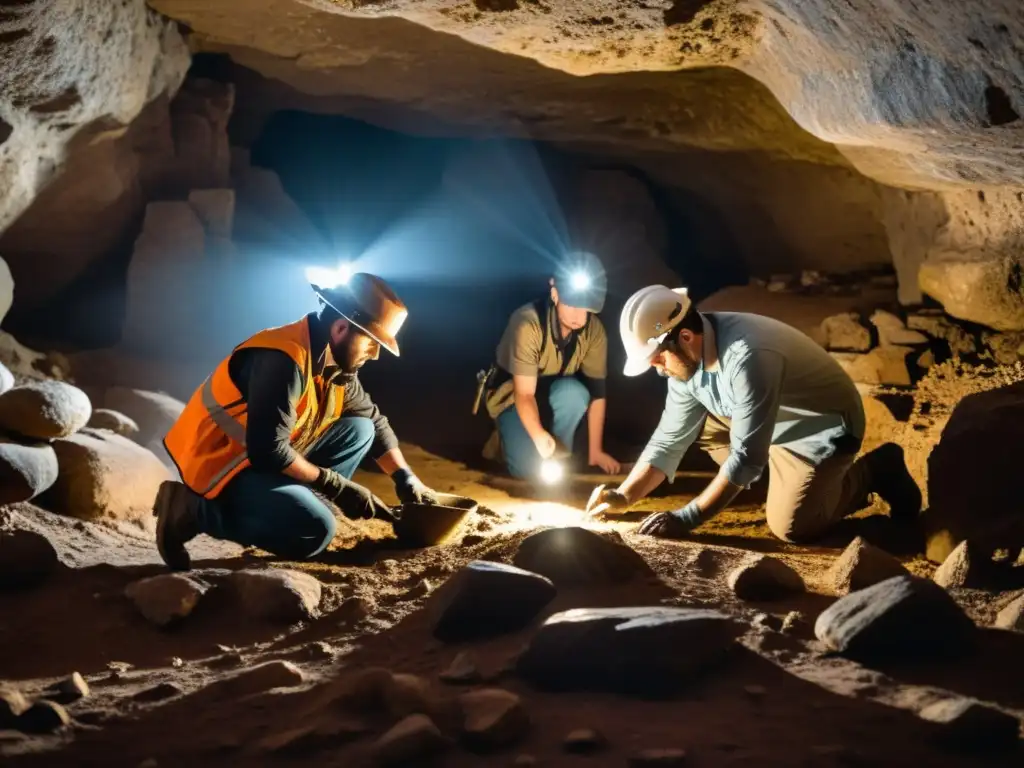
517,502,588,529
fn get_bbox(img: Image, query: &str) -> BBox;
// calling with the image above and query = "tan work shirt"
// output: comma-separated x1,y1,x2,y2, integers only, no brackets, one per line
485,299,608,418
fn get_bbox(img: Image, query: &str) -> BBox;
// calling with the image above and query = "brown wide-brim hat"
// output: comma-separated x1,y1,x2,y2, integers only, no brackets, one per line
312,273,408,357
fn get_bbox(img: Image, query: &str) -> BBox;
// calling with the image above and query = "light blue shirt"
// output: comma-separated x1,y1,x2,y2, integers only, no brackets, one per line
638,312,866,488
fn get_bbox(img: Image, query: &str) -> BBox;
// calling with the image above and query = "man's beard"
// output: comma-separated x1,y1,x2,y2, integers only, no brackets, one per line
330,338,364,375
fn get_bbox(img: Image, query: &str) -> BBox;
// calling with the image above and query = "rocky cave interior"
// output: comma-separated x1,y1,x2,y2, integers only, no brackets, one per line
2,1,1024,765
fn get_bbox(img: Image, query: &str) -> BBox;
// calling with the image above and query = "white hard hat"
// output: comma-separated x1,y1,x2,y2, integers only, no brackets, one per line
619,285,693,376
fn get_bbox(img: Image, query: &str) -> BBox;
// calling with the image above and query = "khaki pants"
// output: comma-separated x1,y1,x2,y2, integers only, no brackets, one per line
696,415,871,543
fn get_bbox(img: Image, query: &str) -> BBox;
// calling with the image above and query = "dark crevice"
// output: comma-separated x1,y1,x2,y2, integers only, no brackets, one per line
0,116,12,147
984,84,1020,126
664,0,714,26
29,85,82,115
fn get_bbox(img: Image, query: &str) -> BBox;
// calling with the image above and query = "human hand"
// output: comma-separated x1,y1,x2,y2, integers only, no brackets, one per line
392,468,440,506
585,483,630,518
532,431,557,460
589,450,621,475
636,502,701,538
317,468,395,522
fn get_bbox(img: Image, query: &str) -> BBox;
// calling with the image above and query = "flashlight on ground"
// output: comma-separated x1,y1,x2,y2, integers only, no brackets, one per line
539,458,565,485
306,261,353,288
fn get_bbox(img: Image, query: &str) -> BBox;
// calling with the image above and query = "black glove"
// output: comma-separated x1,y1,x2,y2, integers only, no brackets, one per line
392,468,440,506
314,468,395,522
637,502,702,538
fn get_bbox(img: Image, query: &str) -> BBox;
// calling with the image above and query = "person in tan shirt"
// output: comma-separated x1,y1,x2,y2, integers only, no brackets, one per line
484,253,621,479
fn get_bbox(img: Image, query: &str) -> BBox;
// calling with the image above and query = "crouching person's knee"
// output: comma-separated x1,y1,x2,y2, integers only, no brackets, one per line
288,498,337,559
765,503,827,545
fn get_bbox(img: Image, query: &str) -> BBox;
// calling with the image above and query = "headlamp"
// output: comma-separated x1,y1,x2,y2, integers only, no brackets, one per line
570,270,591,292
306,261,353,289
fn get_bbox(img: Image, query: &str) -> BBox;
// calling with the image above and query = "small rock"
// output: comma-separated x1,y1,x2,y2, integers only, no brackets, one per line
512,527,654,586
751,612,783,632
205,651,243,670
87,409,140,437
814,575,976,662
53,672,89,703
820,313,871,352
230,568,322,623
0,439,59,505
336,596,371,623
373,714,448,766
125,573,207,627
800,269,826,287
517,606,742,696
870,310,929,347
932,541,976,588
919,698,1021,753
628,748,688,766
133,682,184,703
211,660,304,699
0,380,92,440
727,555,804,601
831,348,912,386
827,537,909,594
994,594,1024,631
916,349,935,369
16,700,70,734
0,688,29,727
0,529,59,590
405,579,433,600
383,674,435,720
461,534,486,547
459,688,529,750
440,651,482,684
431,560,556,642
780,611,805,634
170,657,184,669
563,728,606,754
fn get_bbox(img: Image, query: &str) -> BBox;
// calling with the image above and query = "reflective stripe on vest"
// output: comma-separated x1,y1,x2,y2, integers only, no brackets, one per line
191,376,250,496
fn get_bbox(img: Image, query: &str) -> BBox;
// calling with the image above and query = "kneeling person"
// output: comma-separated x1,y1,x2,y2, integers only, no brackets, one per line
587,284,921,542
484,253,620,479
155,273,440,570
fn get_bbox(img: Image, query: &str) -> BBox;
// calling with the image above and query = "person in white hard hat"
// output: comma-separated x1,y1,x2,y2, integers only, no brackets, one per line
586,284,921,543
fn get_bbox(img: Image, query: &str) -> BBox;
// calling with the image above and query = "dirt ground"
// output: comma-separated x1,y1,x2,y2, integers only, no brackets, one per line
2,362,1024,766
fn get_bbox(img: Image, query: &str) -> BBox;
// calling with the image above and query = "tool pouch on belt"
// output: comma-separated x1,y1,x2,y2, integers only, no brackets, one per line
472,364,496,415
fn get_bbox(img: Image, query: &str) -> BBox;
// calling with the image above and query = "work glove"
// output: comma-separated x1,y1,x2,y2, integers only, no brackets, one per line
392,468,441,506
637,501,701,538
586,483,630,518
314,468,395,522
532,431,557,460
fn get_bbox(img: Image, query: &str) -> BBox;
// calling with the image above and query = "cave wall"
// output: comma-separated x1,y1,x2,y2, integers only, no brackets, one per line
0,0,188,234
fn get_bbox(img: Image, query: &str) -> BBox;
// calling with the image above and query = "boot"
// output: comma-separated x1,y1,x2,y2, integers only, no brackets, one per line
153,480,202,571
864,443,922,522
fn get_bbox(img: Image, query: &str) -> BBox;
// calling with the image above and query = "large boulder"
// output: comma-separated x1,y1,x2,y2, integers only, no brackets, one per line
47,428,171,522
0,439,59,505
814,575,977,662
430,560,556,642
0,380,92,440
87,409,139,438
516,606,743,696
726,555,804,601
924,381,1024,563
512,527,653,587
920,254,1024,332
101,387,185,467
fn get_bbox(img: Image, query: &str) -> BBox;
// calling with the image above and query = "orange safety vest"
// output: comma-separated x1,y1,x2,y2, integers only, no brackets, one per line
164,317,345,498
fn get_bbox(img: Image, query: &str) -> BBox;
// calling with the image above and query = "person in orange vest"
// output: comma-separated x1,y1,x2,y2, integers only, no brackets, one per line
154,272,440,570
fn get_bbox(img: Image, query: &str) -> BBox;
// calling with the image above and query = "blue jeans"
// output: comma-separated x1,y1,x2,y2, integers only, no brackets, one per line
195,417,375,559
496,377,591,479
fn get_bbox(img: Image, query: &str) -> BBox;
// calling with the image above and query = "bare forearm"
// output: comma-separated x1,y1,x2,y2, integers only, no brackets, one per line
692,467,743,519
617,462,666,504
375,447,409,476
587,398,606,455
514,393,546,441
